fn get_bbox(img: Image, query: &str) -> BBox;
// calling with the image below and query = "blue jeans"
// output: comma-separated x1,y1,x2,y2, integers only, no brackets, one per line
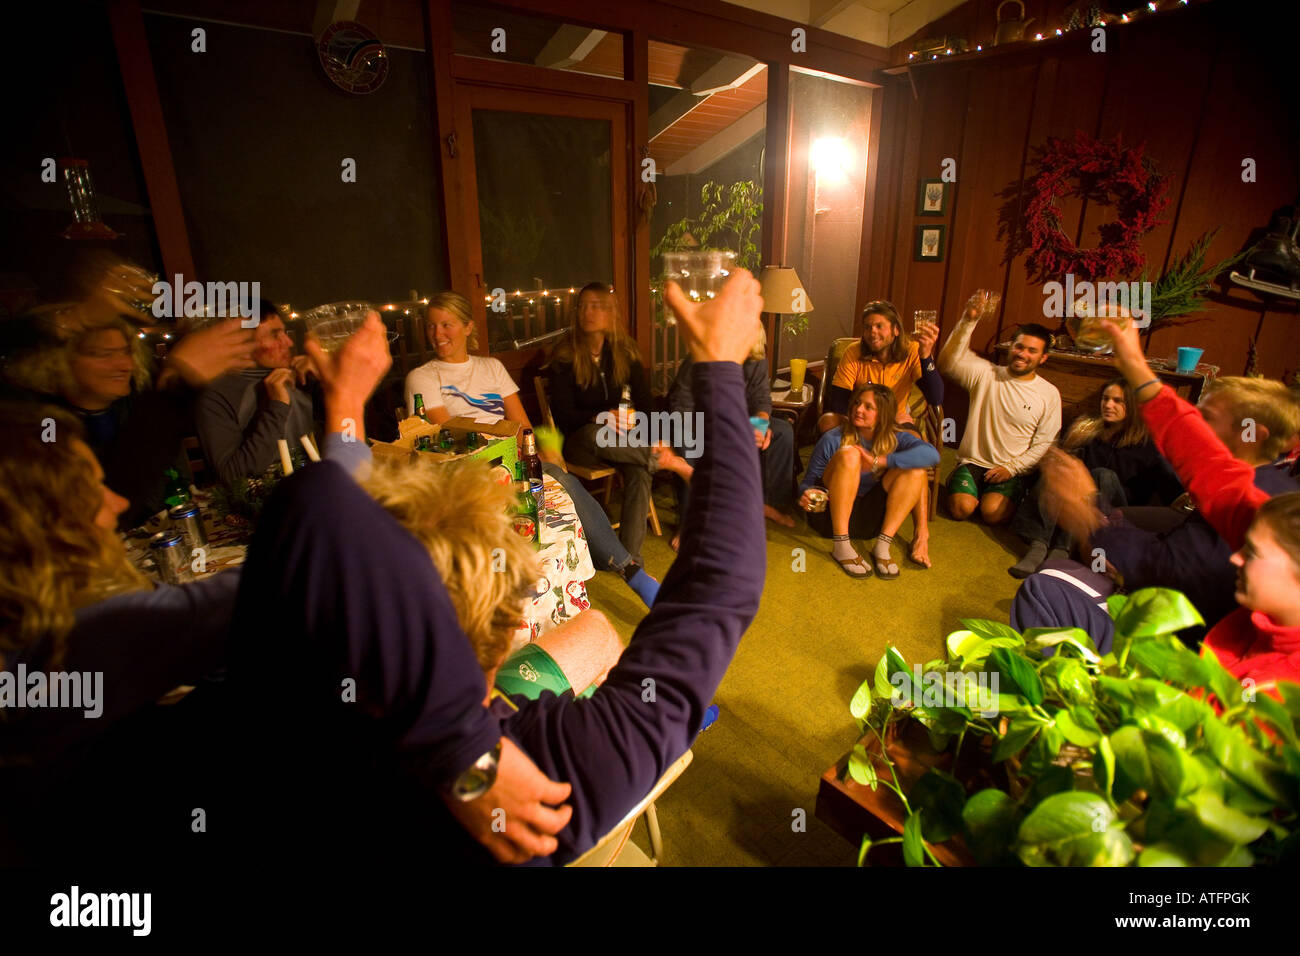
543,463,637,575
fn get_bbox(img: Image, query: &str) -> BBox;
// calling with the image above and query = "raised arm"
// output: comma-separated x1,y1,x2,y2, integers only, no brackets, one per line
500,271,766,861
938,291,995,388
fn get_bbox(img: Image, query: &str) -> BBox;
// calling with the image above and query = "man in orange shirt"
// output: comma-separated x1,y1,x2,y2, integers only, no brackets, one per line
817,300,943,566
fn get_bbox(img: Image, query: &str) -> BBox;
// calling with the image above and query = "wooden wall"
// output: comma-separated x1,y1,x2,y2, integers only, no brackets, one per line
862,0,1300,429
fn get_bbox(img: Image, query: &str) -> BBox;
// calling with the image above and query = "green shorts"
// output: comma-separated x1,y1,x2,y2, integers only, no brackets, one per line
493,642,596,700
946,463,1024,501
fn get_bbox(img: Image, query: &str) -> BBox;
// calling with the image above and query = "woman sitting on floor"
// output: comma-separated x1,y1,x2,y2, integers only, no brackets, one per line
404,291,658,607
797,383,939,579
1008,376,1182,577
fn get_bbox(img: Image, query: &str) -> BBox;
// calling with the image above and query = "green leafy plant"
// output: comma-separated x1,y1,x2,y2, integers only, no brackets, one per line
651,180,763,274
846,588,1300,867
1144,229,1248,329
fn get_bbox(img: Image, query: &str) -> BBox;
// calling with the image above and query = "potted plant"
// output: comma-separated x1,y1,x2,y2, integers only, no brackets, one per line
843,588,1300,866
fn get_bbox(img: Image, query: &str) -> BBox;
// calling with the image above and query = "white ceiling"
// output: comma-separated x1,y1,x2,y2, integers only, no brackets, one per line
723,0,968,48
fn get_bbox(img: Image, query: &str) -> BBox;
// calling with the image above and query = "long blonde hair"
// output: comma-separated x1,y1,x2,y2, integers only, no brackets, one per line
551,282,640,390
839,384,899,458
0,405,149,669
425,291,478,353
361,456,533,674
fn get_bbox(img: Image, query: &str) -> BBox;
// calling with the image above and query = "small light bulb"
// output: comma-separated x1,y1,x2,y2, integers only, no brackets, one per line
1121,13,1129,21
977,44,982,51
137,331,146,338
1147,1,1157,9
1055,28,1062,35
908,53,914,60
163,333,172,340
945,48,952,55
1034,32,1043,40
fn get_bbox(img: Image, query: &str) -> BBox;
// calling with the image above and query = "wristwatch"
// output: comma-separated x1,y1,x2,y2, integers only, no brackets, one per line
448,741,502,802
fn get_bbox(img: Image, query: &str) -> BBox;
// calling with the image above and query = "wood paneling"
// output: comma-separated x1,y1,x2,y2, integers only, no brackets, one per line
649,69,768,169
866,0,1300,443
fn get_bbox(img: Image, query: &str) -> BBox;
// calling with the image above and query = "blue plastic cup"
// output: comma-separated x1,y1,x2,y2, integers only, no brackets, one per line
749,415,770,435
1176,347,1203,374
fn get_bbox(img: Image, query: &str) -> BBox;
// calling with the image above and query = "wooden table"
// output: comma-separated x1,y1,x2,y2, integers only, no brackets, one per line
993,344,1215,428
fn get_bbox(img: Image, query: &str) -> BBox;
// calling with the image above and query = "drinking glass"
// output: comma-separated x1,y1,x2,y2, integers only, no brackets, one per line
1065,299,1130,354
912,309,938,333
299,301,399,353
661,250,736,323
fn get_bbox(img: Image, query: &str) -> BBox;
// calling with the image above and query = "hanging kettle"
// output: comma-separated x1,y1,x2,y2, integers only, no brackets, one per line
994,0,1035,46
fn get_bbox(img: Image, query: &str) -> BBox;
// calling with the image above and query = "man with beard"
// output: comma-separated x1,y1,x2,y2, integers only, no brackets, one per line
939,292,1061,525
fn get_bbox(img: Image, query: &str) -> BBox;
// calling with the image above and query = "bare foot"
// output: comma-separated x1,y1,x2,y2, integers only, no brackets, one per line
763,504,796,528
670,532,681,553
909,536,932,569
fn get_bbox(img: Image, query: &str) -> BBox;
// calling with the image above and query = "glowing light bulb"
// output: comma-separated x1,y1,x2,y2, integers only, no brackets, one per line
1034,32,1043,40
1056,29,1062,35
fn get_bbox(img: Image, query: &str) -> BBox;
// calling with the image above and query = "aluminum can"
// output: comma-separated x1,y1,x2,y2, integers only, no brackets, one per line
149,531,194,585
168,502,208,551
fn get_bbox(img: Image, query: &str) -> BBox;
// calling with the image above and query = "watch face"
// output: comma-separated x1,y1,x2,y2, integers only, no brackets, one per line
453,768,491,801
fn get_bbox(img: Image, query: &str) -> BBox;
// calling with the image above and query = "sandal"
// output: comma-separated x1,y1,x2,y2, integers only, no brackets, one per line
834,552,872,579
872,554,900,580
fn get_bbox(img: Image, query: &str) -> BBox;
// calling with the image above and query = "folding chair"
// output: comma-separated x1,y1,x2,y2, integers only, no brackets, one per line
567,750,693,867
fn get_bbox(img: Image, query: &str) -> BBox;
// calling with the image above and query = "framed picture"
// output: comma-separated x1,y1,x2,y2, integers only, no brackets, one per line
914,224,946,262
916,179,947,216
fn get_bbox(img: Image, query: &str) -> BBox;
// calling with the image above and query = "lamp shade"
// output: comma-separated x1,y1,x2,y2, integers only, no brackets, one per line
758,266,813,315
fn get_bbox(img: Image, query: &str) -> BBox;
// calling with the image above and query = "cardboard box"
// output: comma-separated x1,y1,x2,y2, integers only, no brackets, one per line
371,415,519,477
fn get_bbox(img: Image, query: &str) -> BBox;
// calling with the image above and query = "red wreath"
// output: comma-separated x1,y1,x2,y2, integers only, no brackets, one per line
1024,132,1170,281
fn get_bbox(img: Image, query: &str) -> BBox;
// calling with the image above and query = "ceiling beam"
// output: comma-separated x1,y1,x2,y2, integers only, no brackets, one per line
665,102,766,176
535,24,608,69
690,56,765,95
809,0,859,28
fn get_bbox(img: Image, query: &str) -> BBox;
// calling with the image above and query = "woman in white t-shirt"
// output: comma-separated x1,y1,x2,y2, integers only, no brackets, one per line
402,292,660,609
404,293,526,424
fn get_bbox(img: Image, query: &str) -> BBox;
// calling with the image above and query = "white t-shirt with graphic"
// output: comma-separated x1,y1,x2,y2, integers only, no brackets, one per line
404,356,518,424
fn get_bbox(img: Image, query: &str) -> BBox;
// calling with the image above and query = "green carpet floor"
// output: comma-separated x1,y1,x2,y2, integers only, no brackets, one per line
582,447,1028,866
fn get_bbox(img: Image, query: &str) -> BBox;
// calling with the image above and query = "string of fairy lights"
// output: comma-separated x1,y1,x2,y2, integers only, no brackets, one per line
906,0,1191,62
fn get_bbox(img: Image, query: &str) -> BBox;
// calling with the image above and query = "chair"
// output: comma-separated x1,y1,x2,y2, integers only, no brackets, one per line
534,376,662,536
182,436,210,486
567,750,693,867
815,337,944,519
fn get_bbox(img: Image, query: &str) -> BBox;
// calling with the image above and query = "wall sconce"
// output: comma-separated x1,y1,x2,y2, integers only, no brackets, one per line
811,137,850,185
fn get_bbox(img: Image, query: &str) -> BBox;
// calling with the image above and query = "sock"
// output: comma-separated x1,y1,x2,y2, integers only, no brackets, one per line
873,533,894,561
699,704,720,732
1009,540,1049,579
624,567,660,608
831,534,858,563
1046,547,1069,564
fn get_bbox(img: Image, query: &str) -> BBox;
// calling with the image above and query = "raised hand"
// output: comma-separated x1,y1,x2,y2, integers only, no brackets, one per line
915,321,940,358
162,319,257,387
304,311,392,439
663,269,763,365
262,367,294,405
1038,449,1105,543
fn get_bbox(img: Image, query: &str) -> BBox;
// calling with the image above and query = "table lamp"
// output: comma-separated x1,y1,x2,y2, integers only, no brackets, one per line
758,265,814,386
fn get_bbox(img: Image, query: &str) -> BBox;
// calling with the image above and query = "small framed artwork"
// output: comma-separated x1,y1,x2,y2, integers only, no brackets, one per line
914,224,946,262
916,179,947,216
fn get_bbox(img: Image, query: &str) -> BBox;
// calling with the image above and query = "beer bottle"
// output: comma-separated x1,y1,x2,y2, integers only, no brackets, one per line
522,428,545,517
163,467,190,508
413,393,427,421
512,462,539,545
618,384,633,421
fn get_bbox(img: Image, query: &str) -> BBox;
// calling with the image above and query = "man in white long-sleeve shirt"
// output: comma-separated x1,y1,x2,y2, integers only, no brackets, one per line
938,292,1061,525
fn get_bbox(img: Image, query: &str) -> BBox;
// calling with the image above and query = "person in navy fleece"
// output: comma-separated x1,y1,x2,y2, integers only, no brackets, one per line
220,274,766,864
798,383,940,579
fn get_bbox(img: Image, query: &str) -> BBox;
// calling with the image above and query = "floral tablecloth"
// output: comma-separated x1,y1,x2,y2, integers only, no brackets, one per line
510,474,596,652
126,474,595,652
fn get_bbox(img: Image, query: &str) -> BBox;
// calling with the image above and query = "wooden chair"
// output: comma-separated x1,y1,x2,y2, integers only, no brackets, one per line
534,376,662,536
567,750,693,867
816,337,944,519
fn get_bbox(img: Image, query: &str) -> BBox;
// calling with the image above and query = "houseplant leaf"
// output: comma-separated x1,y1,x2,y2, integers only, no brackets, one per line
994,715,1042,762
1188,791,1270,844
1199,644,1248,713
847,743,878,790
910,770,966,843
1201,717,1295,807
1022,627,1101,664
1055,707,1101,747
1138,843,1192,866
1129,638,1210,687
1110,588,1204,640
990,648,1044,706
902,809,927,867
958,619,1024,643
1108,726,1151,801
849,677,873,730
1016,792,1134,867
962,789,1020,865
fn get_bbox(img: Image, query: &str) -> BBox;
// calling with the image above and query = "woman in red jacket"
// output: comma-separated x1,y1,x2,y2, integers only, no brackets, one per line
1046,318,1300,693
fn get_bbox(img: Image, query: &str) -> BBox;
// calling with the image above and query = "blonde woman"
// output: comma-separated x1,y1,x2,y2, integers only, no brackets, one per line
798,383,939,578
403,291,528,425
546,282,657,563
403,290,660,607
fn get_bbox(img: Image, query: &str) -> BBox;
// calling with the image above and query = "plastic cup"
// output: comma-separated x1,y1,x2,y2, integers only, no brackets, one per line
662,250,736,309
788,358,807,394
1176,347,1203,374
299,301,376,353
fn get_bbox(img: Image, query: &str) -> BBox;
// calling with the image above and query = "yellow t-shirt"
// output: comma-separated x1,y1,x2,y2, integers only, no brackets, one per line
832,339,922,412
